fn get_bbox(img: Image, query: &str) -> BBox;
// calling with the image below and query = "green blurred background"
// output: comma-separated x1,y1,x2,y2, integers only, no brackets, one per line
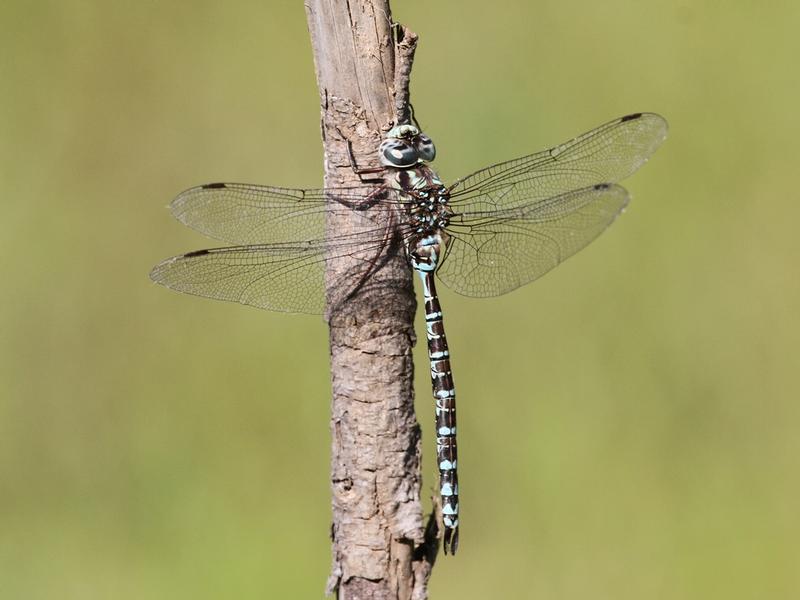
2,1,799,598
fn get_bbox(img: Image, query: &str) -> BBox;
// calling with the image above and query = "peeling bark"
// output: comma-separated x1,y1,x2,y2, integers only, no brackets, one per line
304,1,437,597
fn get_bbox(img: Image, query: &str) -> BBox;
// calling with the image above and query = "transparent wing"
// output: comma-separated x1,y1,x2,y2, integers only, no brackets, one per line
438,184,630,297
149,224,410,315
169,182,402,245
150,243,328,313
448,113,667,212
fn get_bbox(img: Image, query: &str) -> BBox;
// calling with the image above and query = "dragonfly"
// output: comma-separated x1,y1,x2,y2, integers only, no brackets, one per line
150,112,668,555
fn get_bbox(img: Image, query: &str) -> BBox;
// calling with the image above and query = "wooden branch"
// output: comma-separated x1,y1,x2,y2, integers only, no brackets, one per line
393,25,418,127
304,1,437,597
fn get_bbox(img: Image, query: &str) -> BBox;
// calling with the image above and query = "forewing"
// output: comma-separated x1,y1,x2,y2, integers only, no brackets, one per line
438,184,630,297
448,113,667,212
169,182,398,245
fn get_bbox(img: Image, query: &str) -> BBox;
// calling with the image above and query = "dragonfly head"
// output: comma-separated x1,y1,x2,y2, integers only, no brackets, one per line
379,124,437,168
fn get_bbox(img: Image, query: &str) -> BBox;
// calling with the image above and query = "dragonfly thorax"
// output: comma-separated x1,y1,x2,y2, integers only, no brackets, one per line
407,185,451,233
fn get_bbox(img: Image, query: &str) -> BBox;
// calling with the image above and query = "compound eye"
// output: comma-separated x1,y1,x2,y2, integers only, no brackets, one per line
415,133,436,162
379,138,419,167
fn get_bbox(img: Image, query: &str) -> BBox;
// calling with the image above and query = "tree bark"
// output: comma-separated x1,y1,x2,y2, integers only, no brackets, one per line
304,1,437,598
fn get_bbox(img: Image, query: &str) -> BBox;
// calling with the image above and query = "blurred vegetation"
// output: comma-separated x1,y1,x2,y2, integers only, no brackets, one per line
2,1,799,598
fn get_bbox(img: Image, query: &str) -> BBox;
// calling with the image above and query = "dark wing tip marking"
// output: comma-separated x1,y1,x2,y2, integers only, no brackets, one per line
620,112,643,122
202,182,227,189
594,183,611,190
183,249,210,258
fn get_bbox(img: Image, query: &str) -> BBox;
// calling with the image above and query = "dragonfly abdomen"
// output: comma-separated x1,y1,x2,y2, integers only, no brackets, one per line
426,294,460,555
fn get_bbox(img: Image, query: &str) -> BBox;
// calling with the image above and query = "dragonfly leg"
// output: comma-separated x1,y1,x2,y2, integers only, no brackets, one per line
335,126,385,183
324,185,390,214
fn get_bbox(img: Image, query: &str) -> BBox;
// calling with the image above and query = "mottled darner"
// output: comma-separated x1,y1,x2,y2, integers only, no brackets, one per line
150,112,668,554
